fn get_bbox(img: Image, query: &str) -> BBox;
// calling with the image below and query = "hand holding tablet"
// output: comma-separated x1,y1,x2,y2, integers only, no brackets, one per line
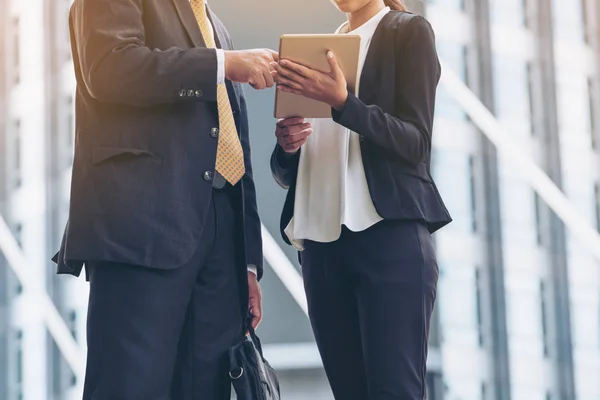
273,34,361,118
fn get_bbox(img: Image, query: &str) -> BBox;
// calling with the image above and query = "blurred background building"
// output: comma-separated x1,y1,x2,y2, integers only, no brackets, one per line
1,0,599,399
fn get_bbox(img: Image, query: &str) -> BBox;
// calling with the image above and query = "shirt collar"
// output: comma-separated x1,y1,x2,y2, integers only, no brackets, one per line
336,6,390,35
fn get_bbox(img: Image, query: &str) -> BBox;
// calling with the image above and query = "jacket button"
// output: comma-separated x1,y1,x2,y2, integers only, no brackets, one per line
203,171,213,182
178,89,186,97
210,127,219,138
359,135,365,142
195,90,203,98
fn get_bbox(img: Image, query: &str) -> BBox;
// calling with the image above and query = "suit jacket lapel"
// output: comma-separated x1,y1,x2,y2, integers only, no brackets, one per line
171,0,206,48
359,13,392,104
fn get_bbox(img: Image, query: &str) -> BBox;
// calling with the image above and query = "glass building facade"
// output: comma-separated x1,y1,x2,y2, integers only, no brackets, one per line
1,0,599,399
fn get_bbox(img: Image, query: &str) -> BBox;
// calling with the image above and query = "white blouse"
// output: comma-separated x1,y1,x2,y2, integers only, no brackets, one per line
285,7,391,251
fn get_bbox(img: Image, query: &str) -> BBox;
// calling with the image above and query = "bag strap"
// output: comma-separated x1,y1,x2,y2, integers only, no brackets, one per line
245,314,265,358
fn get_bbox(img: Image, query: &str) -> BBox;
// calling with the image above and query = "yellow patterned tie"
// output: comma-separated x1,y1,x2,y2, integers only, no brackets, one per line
190,0,245,185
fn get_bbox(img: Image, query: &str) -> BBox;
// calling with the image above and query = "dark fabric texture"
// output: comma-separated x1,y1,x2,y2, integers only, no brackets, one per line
270,11,452,245
83,189,248,400
53,0,263,278
301,221,439,400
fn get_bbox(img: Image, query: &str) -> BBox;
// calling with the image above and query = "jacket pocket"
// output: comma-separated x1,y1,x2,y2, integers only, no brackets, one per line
92,147,161,165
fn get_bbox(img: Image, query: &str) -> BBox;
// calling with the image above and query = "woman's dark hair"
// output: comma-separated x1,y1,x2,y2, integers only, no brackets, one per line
383,0,408,11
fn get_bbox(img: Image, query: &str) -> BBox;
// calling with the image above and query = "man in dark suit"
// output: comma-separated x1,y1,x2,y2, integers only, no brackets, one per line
52,0,275,398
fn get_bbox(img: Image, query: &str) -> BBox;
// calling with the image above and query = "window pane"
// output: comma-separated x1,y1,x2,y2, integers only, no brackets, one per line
490,0,527,27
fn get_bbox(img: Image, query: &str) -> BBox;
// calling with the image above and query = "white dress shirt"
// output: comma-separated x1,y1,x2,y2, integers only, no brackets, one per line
190,1,257,275
284,7,391,251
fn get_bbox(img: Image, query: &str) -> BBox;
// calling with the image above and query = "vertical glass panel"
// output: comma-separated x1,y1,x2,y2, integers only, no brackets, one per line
595,183,600,232
534,192,543,246
587,78,596,149
432,151,474,233
492,56,531,129
505,289,543,338
490,0,527,27
12,120,21,188
571,302,599,348
551,0,585,43
475,268,484,346
499,178,538,245
512,386,549,399
436,42,468,120
438,263,479,346
556,71,592,148
527,62,536,136
15,330,23,391
427,0,465,11
446,380,484,400
539,280,549,356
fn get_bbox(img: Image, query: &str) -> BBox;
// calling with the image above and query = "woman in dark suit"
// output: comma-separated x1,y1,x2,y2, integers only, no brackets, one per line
270,0,452,398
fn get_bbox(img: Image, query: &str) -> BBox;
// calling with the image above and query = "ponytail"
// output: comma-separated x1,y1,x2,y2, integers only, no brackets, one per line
383,0,408,11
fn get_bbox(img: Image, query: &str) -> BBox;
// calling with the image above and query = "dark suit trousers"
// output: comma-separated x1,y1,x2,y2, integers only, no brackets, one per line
301,221,438,400
83,188,246,400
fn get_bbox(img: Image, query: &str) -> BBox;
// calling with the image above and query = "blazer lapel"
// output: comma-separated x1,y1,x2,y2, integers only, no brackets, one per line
171,0,206,48
359,56,378,104
359,13,392,104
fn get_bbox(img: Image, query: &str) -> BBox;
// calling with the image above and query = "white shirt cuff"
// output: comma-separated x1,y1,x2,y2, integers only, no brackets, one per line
216,49,225,85
247,265,258,275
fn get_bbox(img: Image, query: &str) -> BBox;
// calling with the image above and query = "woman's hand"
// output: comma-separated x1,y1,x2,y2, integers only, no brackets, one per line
275,117,313,154
272,51,349,110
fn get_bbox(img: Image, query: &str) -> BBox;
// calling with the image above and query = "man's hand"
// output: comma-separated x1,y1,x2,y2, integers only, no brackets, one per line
275,117,312,154
224,49,278,90
248,272,262,329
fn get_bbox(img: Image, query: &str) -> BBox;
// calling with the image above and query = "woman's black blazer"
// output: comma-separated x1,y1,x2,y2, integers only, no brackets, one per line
271,11,452,245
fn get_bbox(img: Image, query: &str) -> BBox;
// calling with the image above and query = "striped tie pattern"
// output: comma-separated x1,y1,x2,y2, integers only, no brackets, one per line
190,0,245,185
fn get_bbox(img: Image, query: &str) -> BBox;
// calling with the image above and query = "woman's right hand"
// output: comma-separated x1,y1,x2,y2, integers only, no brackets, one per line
275,117,313,155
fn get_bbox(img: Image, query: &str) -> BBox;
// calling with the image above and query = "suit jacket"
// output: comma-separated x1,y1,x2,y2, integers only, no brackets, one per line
54,0,264,279
271,11,452,246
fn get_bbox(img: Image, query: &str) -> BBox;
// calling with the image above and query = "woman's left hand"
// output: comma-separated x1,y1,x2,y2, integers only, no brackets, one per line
271,51,349,111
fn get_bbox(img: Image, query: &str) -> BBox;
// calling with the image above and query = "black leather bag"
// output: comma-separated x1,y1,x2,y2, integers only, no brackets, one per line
229,326,280,400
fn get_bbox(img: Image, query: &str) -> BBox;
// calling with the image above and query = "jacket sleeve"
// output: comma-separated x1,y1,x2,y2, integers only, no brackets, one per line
238,93,264,280
270,144,300,190
331,16,440,166
71,0,218,106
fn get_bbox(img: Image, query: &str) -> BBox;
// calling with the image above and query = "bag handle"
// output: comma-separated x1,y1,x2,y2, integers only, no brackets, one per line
245,314,265,358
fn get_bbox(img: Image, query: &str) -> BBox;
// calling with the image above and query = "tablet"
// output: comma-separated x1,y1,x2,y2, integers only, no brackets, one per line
274,34,361,119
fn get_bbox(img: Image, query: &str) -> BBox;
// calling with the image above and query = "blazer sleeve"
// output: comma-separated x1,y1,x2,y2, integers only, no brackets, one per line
237,93,265,279
270,144,300,190
331,16,440,166
71,0,219,106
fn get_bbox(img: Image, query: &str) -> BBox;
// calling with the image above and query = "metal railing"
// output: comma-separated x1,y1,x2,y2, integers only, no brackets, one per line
261,223,309,316
0,217,86,380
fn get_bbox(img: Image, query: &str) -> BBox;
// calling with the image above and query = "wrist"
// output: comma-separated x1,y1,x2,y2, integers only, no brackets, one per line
282,147,299,156
223,50,235,80
277,144,299,166
331,89,349,111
